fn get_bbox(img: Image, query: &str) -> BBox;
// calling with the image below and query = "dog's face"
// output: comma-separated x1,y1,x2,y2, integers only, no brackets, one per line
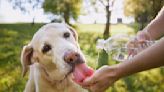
21,23,84,81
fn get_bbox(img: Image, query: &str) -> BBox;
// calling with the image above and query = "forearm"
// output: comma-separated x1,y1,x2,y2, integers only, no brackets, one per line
144,7,164,40
117,37,164,78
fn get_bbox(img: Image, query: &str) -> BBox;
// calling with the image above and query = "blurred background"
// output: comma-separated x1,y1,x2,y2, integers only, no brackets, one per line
0,0,163,92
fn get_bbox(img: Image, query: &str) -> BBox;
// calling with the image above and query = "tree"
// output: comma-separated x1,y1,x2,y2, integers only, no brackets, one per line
43,0,82,25
9,0,43,25
124,0,164,29
98,0,114,39
94,0,115,68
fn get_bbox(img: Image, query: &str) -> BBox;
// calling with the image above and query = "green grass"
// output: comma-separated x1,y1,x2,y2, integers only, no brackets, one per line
0,23,43,92
76,23,135,35
0,23,163,92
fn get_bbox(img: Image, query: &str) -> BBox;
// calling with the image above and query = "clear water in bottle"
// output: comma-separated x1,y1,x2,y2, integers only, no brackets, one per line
96,34,156,62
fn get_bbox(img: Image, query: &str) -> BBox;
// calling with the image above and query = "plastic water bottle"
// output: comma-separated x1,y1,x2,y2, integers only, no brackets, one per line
96,34,156,62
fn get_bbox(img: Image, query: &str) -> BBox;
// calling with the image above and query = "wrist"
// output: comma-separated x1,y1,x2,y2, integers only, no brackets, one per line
114,63,130,79
106,64,121,80
114,64,122,79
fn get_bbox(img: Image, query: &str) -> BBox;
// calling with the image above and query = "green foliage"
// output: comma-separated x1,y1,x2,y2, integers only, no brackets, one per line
43,0,82,24
0,23,43,92
0,23,163,92
124,0,164,22
97,50,109,68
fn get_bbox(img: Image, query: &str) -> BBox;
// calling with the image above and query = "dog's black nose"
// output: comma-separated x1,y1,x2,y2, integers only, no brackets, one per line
64,51,84,65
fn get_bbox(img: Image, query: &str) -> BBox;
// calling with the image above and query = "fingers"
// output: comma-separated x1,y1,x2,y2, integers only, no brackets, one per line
89,81,110,92
82,85,90,90
88,83,102,92
127,36,151,55
81,76,97,86
137,33,146,41
90,84,101,92
81,76,98,92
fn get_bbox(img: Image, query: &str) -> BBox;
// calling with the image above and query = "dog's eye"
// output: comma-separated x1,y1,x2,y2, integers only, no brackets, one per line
63,32,70,38
42,44,51,53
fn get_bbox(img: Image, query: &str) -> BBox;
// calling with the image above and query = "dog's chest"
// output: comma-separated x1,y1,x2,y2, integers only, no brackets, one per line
36,76,86,92
37,83,84,92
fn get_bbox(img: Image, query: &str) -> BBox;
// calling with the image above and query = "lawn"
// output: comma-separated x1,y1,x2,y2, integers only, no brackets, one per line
76,23,135,35
0,23,163,92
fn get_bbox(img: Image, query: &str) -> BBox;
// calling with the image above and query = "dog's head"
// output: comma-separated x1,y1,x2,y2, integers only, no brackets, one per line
21,23,93,83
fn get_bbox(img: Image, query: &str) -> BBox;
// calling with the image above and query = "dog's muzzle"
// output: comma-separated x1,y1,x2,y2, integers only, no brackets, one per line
64,51,84,69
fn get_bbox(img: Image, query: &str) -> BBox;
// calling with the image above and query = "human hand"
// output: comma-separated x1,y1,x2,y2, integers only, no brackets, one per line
128,30,151,45
81,65,119,92
136,30,151,41
127,30,151,47
127,30,152,56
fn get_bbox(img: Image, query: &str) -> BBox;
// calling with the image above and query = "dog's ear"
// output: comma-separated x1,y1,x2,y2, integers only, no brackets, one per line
21,45,33,77
66,25,78,41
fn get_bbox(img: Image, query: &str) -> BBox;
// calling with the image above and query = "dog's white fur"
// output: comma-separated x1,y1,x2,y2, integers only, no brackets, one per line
21,23,88,92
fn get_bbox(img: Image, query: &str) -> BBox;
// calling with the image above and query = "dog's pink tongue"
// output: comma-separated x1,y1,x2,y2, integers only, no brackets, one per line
73,63,94,84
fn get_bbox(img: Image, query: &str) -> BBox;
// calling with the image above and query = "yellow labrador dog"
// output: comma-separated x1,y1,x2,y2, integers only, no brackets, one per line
21,23,94,92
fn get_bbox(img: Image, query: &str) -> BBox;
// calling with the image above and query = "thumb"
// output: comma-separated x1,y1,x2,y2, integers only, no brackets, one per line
81,76,95,86
136,31,150,41
137,34,146,41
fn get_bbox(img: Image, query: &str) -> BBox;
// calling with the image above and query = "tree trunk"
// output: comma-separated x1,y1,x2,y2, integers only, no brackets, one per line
31,17,35,26
64,3,70,25
64,11,70,25
104,5,111,39
97,5,111,68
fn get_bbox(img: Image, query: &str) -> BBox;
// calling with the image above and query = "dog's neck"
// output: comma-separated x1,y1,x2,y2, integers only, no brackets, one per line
40,68,81,92
39,64,70,85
